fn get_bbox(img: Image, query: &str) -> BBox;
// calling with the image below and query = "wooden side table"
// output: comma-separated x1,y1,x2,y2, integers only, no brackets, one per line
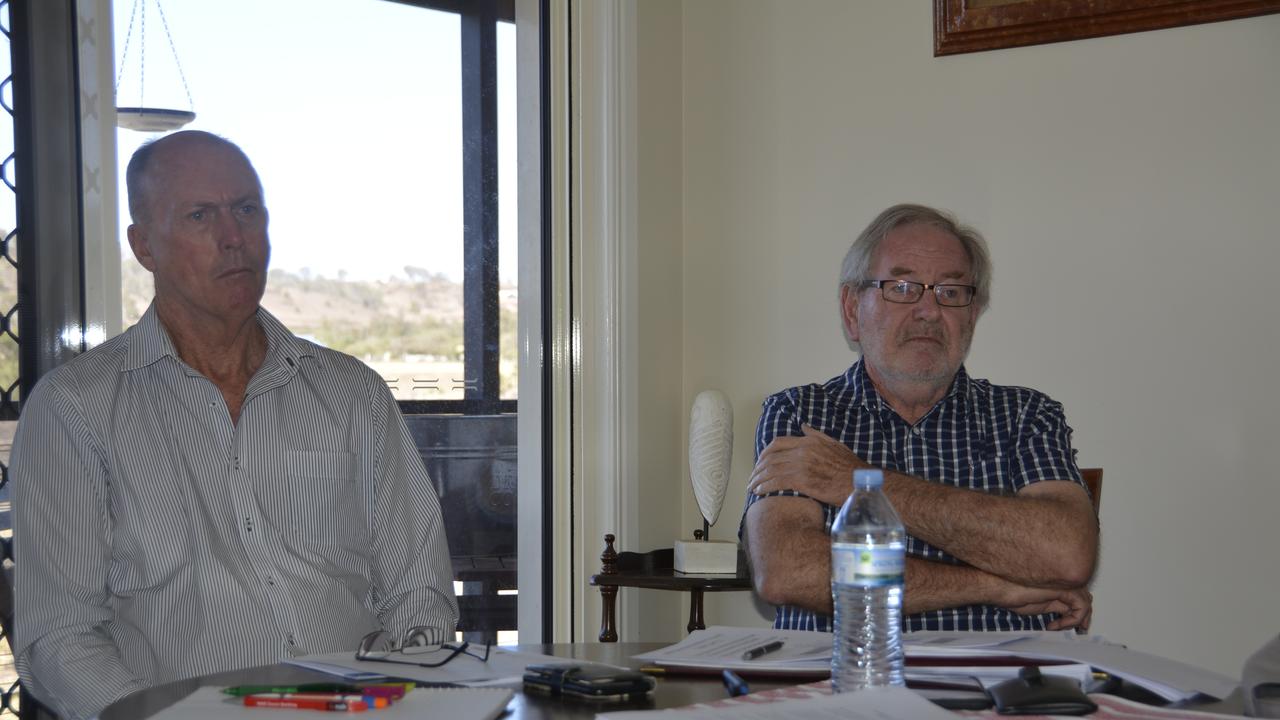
588,533,753,641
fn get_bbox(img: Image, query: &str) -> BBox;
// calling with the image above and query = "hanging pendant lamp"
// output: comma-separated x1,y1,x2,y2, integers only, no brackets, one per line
115,0,196,132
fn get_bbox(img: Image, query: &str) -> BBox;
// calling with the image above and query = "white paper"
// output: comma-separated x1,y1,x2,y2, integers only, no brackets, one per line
904,630,1047,656
631,626,831,674
597,686,955,720
1000,636,1238,702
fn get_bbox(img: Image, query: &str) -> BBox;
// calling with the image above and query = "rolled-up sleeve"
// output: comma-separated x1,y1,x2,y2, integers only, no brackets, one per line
1011,395,1082,491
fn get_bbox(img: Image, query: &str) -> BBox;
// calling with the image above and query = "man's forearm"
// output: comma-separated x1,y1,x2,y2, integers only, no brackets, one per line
906,557,1092,631
742,497,833,615
19,632,147,720
887,474,1097,588
747,428,1097,590
743,496,1092,630
12,384,146,719
371,399,460,634
904,556,997,615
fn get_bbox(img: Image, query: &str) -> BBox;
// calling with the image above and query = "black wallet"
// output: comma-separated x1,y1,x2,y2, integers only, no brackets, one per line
986,666,1098,716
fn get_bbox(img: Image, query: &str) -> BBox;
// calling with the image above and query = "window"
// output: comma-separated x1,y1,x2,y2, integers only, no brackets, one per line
114,0,517,411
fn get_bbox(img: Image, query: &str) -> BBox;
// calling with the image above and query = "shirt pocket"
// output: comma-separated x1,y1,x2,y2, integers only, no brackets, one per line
276,450,371,558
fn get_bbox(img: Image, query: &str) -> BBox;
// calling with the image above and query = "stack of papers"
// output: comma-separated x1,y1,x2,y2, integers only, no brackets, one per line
906,631,1239,702
633,626,1238,703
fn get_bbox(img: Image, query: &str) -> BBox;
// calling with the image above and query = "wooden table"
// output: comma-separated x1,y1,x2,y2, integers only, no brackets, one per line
99,640,1248,718
99,642,798,719
589,534,752,641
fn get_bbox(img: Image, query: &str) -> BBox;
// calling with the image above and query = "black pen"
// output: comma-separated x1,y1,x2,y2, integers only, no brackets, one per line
740,639,784,661
721,669,750,697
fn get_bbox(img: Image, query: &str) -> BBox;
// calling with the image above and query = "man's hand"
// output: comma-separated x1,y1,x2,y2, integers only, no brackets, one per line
997,580,1093,632
906,557,1093,632
746,425,866,506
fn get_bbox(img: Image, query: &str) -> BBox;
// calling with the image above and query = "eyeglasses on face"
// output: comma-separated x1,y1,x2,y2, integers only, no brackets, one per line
355,626,491,669
865,279,976,307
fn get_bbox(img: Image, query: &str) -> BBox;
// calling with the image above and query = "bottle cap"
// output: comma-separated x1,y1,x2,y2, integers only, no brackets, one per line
853,468,883,489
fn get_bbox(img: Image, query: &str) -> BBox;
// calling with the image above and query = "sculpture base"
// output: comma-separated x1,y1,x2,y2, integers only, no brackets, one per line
674,539,738,574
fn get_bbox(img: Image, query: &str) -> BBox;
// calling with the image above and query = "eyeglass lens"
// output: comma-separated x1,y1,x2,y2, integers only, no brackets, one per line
402,626,446,654
356,626,491,667
877,280,973,307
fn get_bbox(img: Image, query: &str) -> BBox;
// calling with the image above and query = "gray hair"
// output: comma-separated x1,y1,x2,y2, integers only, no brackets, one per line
839,203,992,348
126,130,258,224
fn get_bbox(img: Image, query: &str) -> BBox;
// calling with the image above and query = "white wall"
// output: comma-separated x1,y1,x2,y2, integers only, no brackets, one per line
627,0,687,640
649,0,1280,676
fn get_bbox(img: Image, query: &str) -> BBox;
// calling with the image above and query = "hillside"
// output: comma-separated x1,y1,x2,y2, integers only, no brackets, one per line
124,257,517,397
0,254,518,405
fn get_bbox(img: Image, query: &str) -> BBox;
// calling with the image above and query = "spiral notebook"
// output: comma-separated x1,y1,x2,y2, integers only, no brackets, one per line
150,685,514,719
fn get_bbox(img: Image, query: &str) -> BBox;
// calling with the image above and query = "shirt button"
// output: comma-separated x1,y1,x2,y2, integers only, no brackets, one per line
912,427,922,436
287,634,297,646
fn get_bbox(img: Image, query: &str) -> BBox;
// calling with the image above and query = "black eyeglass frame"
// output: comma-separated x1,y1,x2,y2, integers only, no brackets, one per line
355,628,492,669
865,279,977,307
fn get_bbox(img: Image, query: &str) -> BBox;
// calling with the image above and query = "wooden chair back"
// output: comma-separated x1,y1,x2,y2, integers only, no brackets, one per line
1080,467,1103,514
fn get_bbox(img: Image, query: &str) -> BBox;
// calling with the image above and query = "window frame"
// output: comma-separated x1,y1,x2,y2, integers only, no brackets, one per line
394,0,517,417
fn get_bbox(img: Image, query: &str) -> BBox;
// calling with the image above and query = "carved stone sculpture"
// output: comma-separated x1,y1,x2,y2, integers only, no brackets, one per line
688,389,733,528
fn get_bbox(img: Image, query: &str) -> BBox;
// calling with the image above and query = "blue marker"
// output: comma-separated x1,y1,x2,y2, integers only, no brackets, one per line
721,669,750,697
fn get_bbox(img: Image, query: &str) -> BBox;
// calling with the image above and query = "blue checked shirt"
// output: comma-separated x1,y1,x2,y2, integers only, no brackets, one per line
744,360,1083,633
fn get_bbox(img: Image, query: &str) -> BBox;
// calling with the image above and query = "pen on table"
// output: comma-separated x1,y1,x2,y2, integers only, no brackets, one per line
280,693,390,709
721,669,750,697
740,639,785,661
639,665,666,675
242,694,368,711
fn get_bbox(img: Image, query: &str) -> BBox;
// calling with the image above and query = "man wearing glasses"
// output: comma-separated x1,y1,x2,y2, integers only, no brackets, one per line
741,203,1098,634
11,131,458,719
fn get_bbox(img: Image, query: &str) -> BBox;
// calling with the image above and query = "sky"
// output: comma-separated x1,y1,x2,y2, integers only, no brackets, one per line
112,0,518,284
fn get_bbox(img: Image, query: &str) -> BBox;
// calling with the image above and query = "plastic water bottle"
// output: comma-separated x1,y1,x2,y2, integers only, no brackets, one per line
830,468,905,692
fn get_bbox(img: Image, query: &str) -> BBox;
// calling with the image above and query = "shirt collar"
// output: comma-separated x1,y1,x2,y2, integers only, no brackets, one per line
848,357,971,414
121,301,318,373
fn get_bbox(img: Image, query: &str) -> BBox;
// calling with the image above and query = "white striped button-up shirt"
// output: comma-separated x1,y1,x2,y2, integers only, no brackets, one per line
12,304,457,719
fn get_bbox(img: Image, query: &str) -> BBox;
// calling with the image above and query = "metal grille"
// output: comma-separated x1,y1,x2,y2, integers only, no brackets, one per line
0,0,16,421
0,0,20,715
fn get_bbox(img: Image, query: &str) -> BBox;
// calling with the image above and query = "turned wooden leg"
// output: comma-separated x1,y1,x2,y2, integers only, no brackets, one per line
599,585,619,642
599,534,619,642
687,589,706,634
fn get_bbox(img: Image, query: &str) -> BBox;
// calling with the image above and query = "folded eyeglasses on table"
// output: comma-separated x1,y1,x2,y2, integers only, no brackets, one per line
356,626,492,669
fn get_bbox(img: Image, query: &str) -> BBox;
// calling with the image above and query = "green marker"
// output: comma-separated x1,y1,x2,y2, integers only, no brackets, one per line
222,683,353,697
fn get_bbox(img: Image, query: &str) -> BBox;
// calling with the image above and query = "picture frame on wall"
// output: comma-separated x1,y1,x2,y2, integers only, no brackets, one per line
934,0,1280,56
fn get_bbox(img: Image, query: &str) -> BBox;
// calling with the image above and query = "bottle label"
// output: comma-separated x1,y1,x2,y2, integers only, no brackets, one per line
832,542,904,587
